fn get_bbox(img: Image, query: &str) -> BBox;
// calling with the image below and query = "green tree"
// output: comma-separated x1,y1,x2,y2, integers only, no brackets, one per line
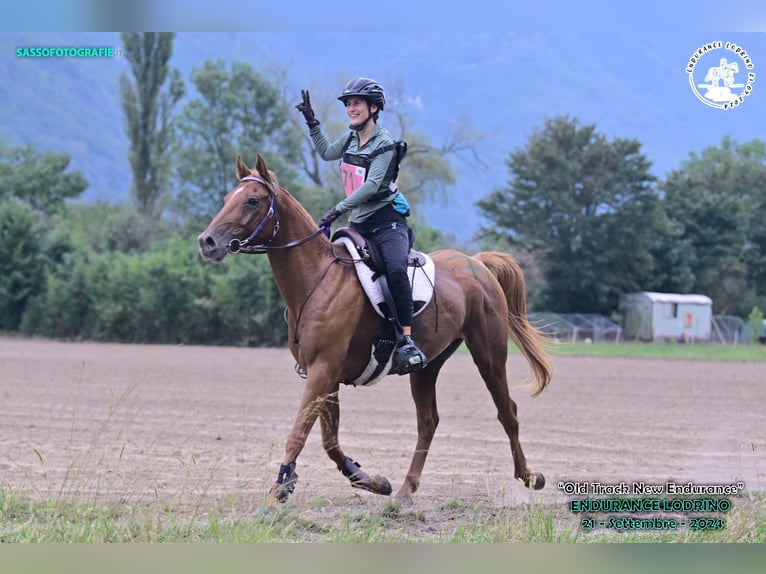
748,306,764,344
642,215,696,295
174,60,304,219
0,142,87,212
20,249,92,339
660,137,766,315
477,116,661,315
0,200,45,330
120,32,185,217
50,202,176,255
0,141,87,332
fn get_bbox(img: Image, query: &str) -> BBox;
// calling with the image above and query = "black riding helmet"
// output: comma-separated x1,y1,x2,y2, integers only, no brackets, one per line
337,77,386,110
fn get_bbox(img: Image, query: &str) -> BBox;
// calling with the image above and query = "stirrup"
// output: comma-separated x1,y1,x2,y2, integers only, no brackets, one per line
394,337,426,375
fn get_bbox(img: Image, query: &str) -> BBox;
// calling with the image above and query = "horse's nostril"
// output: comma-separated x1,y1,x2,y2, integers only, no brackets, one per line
198,234,217,253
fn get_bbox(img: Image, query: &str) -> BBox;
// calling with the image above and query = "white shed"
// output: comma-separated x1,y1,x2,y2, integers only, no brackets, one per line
621,292,713,342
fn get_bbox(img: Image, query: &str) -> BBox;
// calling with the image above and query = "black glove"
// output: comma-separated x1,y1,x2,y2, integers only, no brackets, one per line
318,208,341,228
296,89,320,128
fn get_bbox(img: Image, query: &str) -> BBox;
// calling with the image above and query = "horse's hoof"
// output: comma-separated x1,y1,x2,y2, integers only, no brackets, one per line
374,475,393,496
352,474,392,496
392,494,414,507
267,485,285,504
521,472,546,490
272,462,298,502
269,481,296,503
341,457,392,495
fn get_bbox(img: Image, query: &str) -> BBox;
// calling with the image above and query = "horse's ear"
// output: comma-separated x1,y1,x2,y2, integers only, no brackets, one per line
255,154,272,185
236,155,250,180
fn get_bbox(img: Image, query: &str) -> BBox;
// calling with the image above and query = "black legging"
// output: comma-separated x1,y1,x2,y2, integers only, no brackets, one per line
351,206,413,327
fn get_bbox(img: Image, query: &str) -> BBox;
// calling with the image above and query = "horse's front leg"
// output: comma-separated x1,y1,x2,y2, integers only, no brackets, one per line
319,385,392,497
267,373,335,504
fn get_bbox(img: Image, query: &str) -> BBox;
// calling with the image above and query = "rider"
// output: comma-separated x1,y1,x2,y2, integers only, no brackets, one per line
295,77,426,374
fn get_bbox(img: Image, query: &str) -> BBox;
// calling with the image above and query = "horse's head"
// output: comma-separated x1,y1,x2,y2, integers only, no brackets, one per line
198,154,280,261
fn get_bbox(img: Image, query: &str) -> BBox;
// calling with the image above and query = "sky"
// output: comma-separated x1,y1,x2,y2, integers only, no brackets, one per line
5,1,766,33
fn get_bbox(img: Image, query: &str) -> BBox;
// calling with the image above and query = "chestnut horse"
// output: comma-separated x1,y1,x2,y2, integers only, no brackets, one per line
198,154,553,505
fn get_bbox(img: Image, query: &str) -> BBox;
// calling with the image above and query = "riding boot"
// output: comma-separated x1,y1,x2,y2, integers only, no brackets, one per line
394,335,426,375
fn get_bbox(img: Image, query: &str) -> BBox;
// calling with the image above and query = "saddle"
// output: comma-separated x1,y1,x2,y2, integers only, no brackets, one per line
331,227,427,274
331,226,434,320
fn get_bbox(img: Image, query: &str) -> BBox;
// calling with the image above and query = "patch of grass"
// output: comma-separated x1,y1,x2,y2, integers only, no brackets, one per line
438,497,468,511
2,485,762,542
507,341,766,361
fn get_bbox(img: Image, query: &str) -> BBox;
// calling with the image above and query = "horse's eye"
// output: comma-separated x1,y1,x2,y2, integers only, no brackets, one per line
246,197,259,207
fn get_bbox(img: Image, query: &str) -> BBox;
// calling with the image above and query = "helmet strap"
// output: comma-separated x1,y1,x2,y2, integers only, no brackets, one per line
349,116,371,131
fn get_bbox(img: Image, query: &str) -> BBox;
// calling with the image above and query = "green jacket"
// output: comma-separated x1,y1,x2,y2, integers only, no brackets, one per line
309,122,399,223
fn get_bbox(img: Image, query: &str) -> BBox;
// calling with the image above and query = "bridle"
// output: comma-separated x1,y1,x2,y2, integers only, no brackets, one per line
228,175,325,255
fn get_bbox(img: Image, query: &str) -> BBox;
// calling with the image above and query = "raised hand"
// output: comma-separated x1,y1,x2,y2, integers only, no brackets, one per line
296,89,320,128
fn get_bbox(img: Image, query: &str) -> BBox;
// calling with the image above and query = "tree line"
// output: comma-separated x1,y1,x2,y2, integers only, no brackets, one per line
1,33,765,346
478,117,766,318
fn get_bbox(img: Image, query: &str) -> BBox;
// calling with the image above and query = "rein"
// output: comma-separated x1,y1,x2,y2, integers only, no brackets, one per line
227,175,325,255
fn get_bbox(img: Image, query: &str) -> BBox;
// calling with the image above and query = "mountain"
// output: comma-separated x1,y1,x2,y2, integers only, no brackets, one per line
2,32,764,245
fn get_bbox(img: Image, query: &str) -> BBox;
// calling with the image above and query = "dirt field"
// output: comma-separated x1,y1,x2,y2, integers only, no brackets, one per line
1,336,764,534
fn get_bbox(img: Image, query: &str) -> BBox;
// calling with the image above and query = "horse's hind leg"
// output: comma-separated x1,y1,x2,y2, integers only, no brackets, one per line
395,339,462,505
464,329,544,490
319,385,391,496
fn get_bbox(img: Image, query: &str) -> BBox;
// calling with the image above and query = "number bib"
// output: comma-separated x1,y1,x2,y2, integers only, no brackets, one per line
340,160,367,197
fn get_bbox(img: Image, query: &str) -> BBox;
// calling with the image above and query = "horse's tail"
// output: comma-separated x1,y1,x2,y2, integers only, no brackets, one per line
474,251,553,396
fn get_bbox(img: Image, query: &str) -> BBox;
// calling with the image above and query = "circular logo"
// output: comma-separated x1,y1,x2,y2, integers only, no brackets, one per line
686,41,756,109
